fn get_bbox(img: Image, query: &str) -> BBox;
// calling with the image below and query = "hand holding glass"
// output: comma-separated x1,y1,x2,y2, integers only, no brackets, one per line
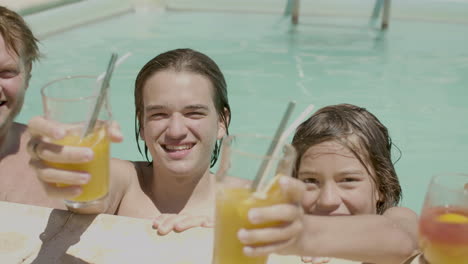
212,134,296,264
41,76,111,208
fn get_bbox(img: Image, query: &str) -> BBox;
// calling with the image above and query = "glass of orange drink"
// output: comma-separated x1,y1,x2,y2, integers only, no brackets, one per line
41,75,111,209
419,173,468,264
212,134,297,264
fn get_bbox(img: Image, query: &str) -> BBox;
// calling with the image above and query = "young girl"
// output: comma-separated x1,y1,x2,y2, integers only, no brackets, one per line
237,104,419,264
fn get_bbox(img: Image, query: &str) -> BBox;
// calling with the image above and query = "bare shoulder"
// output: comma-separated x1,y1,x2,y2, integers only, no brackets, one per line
221,176,252,188
104,158,139,214
110,158,137,180
111,158,136,171
109,159,138,196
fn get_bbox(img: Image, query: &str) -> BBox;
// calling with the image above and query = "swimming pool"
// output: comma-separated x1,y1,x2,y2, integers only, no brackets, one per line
16,0,468,213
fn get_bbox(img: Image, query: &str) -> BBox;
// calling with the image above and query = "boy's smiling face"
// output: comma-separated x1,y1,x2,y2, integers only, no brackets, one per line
140,69,226,178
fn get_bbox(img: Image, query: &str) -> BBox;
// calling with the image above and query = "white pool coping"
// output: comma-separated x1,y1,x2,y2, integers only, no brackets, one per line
1,0,56,11
3,0,468,41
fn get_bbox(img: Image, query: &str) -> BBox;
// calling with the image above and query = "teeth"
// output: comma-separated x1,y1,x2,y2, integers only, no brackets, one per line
165,144,191,151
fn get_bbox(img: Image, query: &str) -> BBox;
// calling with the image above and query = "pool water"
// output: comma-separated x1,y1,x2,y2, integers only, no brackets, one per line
17,0,468,213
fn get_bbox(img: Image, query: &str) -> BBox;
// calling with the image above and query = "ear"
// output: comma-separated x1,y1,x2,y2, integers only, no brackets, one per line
24,62,32,89
373,188,384,210
217,107,230,140
139,124,145,141
375,191,383,203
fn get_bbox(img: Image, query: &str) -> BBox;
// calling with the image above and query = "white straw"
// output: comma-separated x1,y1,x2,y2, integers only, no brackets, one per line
96,52,132,83
256,104,315,192
252,102,296,191
278,104,315,144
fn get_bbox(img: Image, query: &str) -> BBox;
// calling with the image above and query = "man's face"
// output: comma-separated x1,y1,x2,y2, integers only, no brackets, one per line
0,34,28,134
297,140,380,216
140,70,227,178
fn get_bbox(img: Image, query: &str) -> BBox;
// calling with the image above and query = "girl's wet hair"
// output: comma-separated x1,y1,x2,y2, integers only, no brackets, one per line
292,104,401,214
134,48,230,167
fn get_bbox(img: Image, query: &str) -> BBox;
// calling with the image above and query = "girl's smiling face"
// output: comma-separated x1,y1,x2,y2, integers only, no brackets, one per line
297,140,381,216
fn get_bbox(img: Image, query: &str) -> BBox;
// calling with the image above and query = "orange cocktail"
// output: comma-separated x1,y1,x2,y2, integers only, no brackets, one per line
213,176,287,264
48,124,110,203
41,75,112,207
213,134,296,264
419,207,468,264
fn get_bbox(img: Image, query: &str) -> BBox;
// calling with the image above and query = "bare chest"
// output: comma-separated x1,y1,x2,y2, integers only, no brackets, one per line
0,154,64,209
116,186,216,219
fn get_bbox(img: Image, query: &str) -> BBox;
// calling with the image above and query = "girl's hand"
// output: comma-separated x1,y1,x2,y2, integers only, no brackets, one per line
237,176,306,257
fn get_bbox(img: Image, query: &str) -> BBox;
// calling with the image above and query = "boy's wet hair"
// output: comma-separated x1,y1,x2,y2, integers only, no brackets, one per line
0,6,40,72
292,103,401,214
134,48,230,167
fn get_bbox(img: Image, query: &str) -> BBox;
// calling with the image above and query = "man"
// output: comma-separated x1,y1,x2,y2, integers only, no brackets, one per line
28,49,243,234
0,6,63,209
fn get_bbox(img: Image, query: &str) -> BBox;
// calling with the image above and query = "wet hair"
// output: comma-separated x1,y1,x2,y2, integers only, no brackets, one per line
0,6,40,74
292,103,401,214
134,48,231,167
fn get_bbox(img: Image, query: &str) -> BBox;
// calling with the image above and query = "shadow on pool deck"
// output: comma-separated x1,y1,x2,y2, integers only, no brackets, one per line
31,210,95,264
0,201,425,264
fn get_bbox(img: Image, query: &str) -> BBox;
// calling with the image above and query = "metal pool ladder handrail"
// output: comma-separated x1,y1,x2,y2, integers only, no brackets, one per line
285,0,391,30
284,0,300,24
371,0,391,30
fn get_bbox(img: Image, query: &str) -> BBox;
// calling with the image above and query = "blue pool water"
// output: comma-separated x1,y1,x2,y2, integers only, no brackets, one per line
17,0,468,213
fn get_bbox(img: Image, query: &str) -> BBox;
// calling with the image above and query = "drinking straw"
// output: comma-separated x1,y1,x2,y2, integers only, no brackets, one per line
82,53,118,138
277,103,315,144
252,103,315,192
96,52,132,83
251,101,296,191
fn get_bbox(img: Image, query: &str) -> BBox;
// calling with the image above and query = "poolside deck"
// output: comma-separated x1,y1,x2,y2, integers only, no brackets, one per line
1,0,55,10
1,0,79,15
5,0,468,24
0,201,372,264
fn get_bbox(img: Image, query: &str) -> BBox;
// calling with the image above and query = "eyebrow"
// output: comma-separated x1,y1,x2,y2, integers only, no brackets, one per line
297,169,364,178
185,104,210,111
297,170,318,178
337,170,365,176
144,104,210,112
